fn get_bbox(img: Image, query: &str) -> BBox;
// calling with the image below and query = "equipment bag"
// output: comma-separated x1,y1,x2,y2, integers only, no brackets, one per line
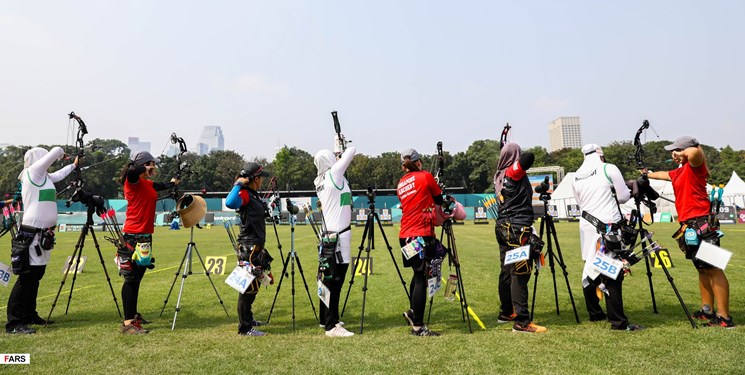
10,230,35,274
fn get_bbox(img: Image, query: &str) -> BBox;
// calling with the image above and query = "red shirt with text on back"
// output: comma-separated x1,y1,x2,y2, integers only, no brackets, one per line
397,170,442,238
668,160,710,222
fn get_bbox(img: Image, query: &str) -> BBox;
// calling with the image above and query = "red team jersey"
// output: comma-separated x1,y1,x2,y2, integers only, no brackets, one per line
397,170,442,238
123,178,159,234
668,160,710,222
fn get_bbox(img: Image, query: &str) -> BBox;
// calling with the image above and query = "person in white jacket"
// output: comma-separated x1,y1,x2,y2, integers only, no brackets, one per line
6,147,78,334
573,144,643,331
314,145,356,337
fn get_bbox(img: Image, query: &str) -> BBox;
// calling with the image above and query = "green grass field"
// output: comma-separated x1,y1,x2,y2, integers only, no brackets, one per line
1,221,743,374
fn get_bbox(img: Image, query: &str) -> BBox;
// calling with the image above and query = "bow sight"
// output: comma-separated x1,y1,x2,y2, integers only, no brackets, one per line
170,132,191,180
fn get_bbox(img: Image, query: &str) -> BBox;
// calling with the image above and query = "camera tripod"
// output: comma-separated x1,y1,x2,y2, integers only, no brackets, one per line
47,200,122,323
630,199,697,328
427,215,474,333
160,226,229,330
341,193,409,334
530,195,580,323
266,212,318,329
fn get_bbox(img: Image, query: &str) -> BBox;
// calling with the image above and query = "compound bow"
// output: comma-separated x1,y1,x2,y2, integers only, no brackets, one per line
499,123,512,149
60,112,89,205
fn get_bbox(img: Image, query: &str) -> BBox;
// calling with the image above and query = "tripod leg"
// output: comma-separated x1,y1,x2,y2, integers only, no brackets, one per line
548,220,580,323
65,225,90,315
643,251,659,314
160,244,190,316
171,244,193,330
89,228,122,318
266,252,292,324
358,222,375,335
636,210,658,313
447,225,473,333
47,230,85,322
190,244,229,317
341,218,371,317
653,249,697,328
292,253,319,321
375,214,409,299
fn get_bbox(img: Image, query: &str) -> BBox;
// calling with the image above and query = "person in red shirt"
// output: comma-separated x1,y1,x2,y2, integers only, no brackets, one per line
397,148,444,336
117,151,180,334
647,136,734,328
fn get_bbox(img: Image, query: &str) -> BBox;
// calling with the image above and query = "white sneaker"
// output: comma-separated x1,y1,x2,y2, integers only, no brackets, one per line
319,321,344,328
325,323,354,337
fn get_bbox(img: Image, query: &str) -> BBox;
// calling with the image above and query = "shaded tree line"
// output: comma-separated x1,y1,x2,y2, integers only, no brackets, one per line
3,139,745,200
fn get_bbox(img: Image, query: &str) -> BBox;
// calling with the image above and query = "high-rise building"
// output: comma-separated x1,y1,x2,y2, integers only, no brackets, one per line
548,117,582,152
127,137,151,155
196,126,224,155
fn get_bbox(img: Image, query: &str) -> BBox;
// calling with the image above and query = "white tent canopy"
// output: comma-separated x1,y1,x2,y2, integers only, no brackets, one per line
723,171,745,208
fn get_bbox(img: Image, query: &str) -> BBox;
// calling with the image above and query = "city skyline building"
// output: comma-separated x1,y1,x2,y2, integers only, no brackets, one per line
196,126,224,155
127,137,151,156
548,116,582,153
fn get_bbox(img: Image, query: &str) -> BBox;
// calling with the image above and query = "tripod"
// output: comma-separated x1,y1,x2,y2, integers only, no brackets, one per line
530,195,580,323
427,216,473,333
47,202,122,322
160,226,229,330
630,200,697,328
341,194,409,334
266,213,318,329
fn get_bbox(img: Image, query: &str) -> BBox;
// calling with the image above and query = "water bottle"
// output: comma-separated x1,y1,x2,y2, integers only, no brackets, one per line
443,274,458,301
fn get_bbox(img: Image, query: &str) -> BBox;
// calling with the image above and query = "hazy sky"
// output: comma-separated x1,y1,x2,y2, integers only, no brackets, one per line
2,1,743,160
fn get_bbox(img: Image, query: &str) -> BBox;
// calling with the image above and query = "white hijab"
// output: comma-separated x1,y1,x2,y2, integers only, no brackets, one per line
314,149,336,187
18,147,49,179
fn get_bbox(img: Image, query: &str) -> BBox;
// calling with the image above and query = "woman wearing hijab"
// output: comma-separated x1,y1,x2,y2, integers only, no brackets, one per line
6,147,78,334
493,143,546,333
313,146,356,337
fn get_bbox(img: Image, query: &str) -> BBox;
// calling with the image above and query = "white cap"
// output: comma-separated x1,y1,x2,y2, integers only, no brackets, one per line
581,143,604,157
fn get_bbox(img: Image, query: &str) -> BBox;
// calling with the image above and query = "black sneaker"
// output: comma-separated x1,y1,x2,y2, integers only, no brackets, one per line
239,328,267,336
402,309,415,328
134,313,151,325
411,326,441,336
613,324,646,331
692,310,715,321
497,312,517,323
251,320,265,327
7,325,36,334
704,315,736,329
28,316,54,325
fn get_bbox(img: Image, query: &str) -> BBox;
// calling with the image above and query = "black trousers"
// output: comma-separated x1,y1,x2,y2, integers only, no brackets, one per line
6,265,46,330
238,292,258,333
121,264,147,320
584,273,628,329
409,270,428,326
319,263,349,331
498,241,532,326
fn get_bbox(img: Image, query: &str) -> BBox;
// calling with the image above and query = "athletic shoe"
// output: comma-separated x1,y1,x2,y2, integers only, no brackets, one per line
512,322,547,333
692,310,715,321
239,328,267,336
325,324,354,337
589,314,607,322
497,312,517,323
120,321,148,335
319,321,344,328
251,320,265,327
411,326,441,337
705,315,736,329
613,324,646,331
6,325,36,334
402,309,415,328
134,312,151,325
28,316,54,325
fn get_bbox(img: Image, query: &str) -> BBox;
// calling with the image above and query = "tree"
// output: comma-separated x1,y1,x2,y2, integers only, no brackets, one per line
273,146,315,191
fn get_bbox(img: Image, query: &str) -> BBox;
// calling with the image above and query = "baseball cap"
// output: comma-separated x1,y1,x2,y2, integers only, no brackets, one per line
664,136,699,151
240,162,270,179
400,148,421,163
131,151,160,166
581,144,604,157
